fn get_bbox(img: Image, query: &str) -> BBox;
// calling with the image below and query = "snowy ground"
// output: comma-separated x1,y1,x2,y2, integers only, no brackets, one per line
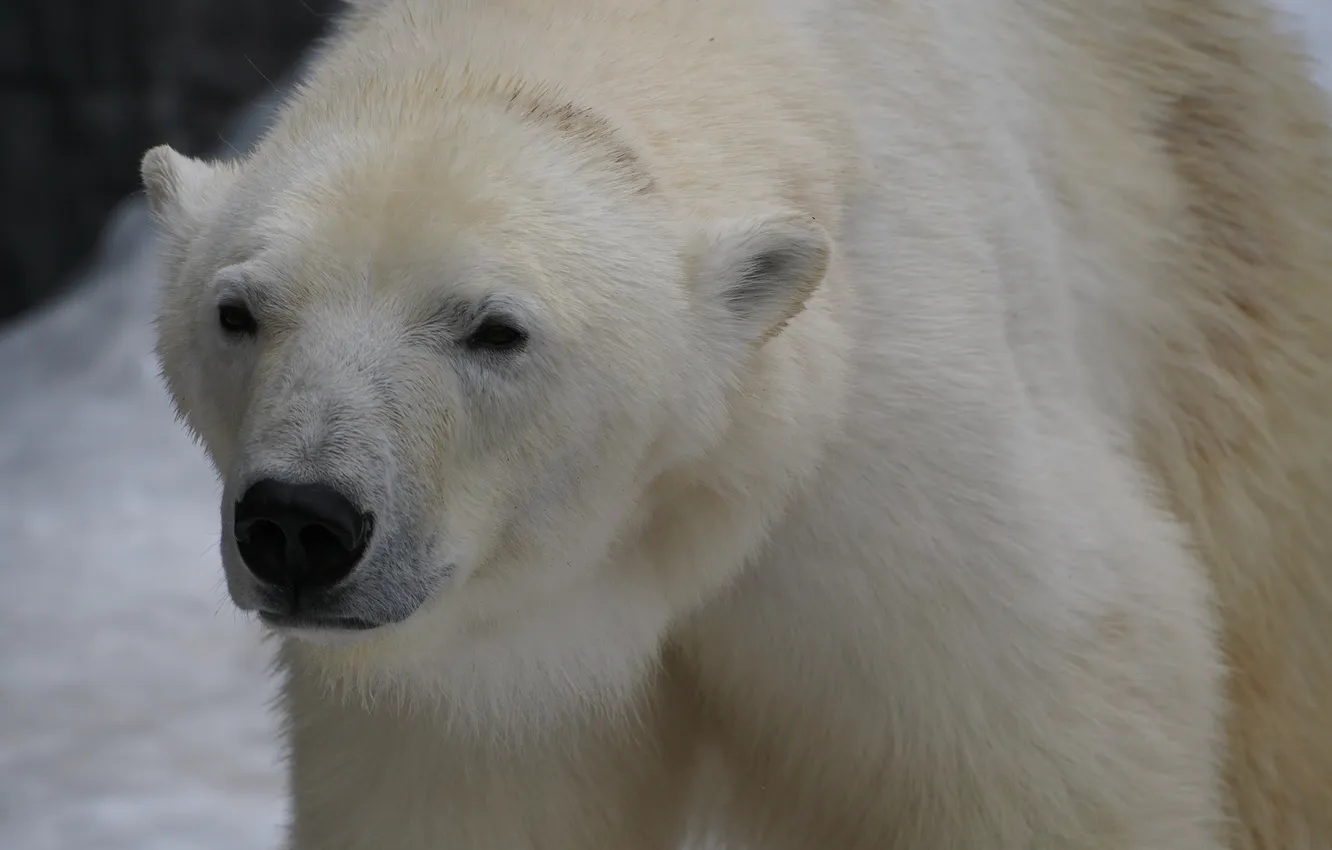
0,91,291,850
2,6,1329,850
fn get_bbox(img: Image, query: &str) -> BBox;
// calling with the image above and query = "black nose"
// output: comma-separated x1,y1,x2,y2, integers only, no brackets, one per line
233,479,372,589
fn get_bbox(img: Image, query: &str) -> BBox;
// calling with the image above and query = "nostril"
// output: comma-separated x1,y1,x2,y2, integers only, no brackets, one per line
299,521,365,574
232,479,372,590
234,518,290,583
302,514,358,553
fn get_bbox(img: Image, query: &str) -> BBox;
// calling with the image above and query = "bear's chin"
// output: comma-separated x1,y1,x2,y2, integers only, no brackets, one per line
258,611,386,632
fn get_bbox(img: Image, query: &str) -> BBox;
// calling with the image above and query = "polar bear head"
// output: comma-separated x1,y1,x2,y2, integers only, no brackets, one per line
141,81,838,686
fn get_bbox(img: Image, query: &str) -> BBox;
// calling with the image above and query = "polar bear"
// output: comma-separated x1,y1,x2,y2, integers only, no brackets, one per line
139,0,1332,847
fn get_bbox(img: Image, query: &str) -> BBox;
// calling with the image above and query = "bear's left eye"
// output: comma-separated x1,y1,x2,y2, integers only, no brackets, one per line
464,318,527,352
218,301,258,337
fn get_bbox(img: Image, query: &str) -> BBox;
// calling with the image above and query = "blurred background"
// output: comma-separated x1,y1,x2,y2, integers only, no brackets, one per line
0,2,1329,849
0,3,339,849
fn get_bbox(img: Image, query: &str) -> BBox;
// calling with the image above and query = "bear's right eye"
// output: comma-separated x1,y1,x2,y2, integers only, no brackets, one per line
464,318,528,352
218,302,258,337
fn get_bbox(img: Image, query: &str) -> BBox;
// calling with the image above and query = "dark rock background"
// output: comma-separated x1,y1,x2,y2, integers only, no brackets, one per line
0,0,342,324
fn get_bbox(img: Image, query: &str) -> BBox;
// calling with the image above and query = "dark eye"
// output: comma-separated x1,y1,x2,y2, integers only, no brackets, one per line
218,302,257,336
464,318,527,352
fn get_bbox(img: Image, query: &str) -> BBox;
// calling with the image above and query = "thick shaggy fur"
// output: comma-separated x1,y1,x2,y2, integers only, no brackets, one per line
1030,4,1332,846
141,0,1332,847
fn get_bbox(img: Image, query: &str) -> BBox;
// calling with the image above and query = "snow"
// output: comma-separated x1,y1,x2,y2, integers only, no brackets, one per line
1,5,1328,848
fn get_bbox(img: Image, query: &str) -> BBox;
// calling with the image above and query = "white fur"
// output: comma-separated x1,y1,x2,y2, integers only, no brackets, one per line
143,0,1332,847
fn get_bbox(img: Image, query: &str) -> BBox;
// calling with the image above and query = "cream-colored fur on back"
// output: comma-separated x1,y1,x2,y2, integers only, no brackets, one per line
139,0,1332,848
1023,5,1332,846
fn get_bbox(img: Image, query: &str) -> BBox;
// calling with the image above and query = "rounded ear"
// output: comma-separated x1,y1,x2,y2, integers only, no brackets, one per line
140,145,235,239
691,212,832,345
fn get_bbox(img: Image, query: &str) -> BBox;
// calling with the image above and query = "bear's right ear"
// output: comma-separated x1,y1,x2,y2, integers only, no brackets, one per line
140,145,234,240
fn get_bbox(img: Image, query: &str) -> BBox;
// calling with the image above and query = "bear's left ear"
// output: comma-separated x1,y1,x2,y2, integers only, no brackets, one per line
140,145,235,241
692,213,832,345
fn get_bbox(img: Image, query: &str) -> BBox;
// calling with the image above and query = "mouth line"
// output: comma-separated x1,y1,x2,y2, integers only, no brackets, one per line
257,611,384,631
